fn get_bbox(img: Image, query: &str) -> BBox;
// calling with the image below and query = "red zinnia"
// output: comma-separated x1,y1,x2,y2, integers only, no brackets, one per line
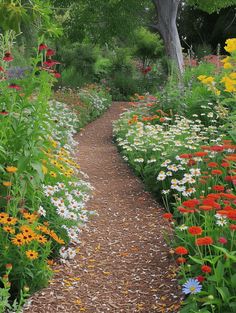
188,226,203,236
178,207,195,214
8,84,21,90
221,162,230,167
46,49,55,57
220,193,236,200
182,199,200,208
187,159,196,166
207,193,221,200
162,213,173,220
196,275,205,283
175,246,189,255
199,205,214,211
201,265,211,273
176,257,186,264
54,72,61,78
208,162,218,168
0,110,9,116
229,224,236,231
3,52,13,62
218,237,227,244
179,154,192,159
226,210,236,220
43,59,60,67
194,151,208,157
39,43,48,51
210,145,224,152
211,169,223,175
212,185,225,192
195,236,213,246
202,199,221,209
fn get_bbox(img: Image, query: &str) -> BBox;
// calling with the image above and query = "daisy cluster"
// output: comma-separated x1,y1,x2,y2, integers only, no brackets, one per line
41,100,96,260
79,87,112,116
114,108,223,199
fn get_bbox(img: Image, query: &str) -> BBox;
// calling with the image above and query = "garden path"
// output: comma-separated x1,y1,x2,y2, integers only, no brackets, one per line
24,102,181,313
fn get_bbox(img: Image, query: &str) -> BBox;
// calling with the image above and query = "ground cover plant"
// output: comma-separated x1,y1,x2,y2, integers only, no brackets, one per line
0,32,111,312
113,38,236,312
54,84,112,130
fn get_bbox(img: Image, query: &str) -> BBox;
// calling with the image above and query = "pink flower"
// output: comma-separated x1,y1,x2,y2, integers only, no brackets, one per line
54,72,61,78
39,43,48,51
3,52,13,62
218,237,227,244
46,49,55,57
8,84,21,90
43,59,60,67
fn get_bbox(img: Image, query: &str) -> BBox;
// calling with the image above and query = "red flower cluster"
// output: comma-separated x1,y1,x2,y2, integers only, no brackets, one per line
141,66,152,75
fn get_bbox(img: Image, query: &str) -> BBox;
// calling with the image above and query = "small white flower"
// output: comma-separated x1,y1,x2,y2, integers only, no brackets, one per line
178,224,188,231
157,171,166,181
38,206,46,217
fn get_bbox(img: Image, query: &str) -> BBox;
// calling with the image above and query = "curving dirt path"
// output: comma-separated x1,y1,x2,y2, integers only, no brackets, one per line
24,102,181,313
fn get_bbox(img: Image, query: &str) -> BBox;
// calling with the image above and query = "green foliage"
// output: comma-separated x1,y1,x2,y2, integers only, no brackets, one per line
188,0,236,13
58,42,100,87
133,27,164,66
0,0,62,37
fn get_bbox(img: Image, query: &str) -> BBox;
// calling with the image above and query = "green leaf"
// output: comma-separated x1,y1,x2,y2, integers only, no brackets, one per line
212,245,236,262
214,260,224,283
216,287,230,303
31,162,44,181
231,274,236,288
189,255,204,265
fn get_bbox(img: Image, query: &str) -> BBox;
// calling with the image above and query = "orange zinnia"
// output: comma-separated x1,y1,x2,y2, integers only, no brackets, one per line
199,205,214,211
194,151,208,157
211,169,223,175
195,236,213,246
188,226,203,236
175,246,189,255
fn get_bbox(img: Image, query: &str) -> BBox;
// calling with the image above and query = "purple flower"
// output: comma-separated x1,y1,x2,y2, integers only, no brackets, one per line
182,278,202,295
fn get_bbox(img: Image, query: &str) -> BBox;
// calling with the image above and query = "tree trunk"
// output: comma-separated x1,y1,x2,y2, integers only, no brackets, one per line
152,0,184,74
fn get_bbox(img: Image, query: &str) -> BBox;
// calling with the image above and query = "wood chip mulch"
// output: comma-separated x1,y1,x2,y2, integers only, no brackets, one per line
23,102,182,313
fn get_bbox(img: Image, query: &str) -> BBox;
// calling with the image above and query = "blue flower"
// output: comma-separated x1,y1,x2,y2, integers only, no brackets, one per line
182,278,202,295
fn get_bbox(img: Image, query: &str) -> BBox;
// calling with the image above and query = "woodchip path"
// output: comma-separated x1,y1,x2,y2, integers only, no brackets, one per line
24,102,181,313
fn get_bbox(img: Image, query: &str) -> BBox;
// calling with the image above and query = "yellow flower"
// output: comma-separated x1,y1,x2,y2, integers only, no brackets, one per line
224,38,236,53
36,234,47,244
20,225,34,234
63,172,71,177
2,181,12,187
224,62,233,69
42,165,48,175
197,75,207,81
214,89,221,96
221,76,236,92
221,56,230,63
49,230,65,244
22,233,35,244
3,216,18,225
6,166,18,173
3,226,15,234
23,212,38,222
229,73,236,79
50,160,59,166
50,171,57,178
11,234,26,246
0,212,9,222
26,250,38,260
201,76,214,85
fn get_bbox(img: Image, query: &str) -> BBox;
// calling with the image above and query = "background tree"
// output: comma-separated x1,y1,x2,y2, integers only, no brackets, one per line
151,0,236,73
